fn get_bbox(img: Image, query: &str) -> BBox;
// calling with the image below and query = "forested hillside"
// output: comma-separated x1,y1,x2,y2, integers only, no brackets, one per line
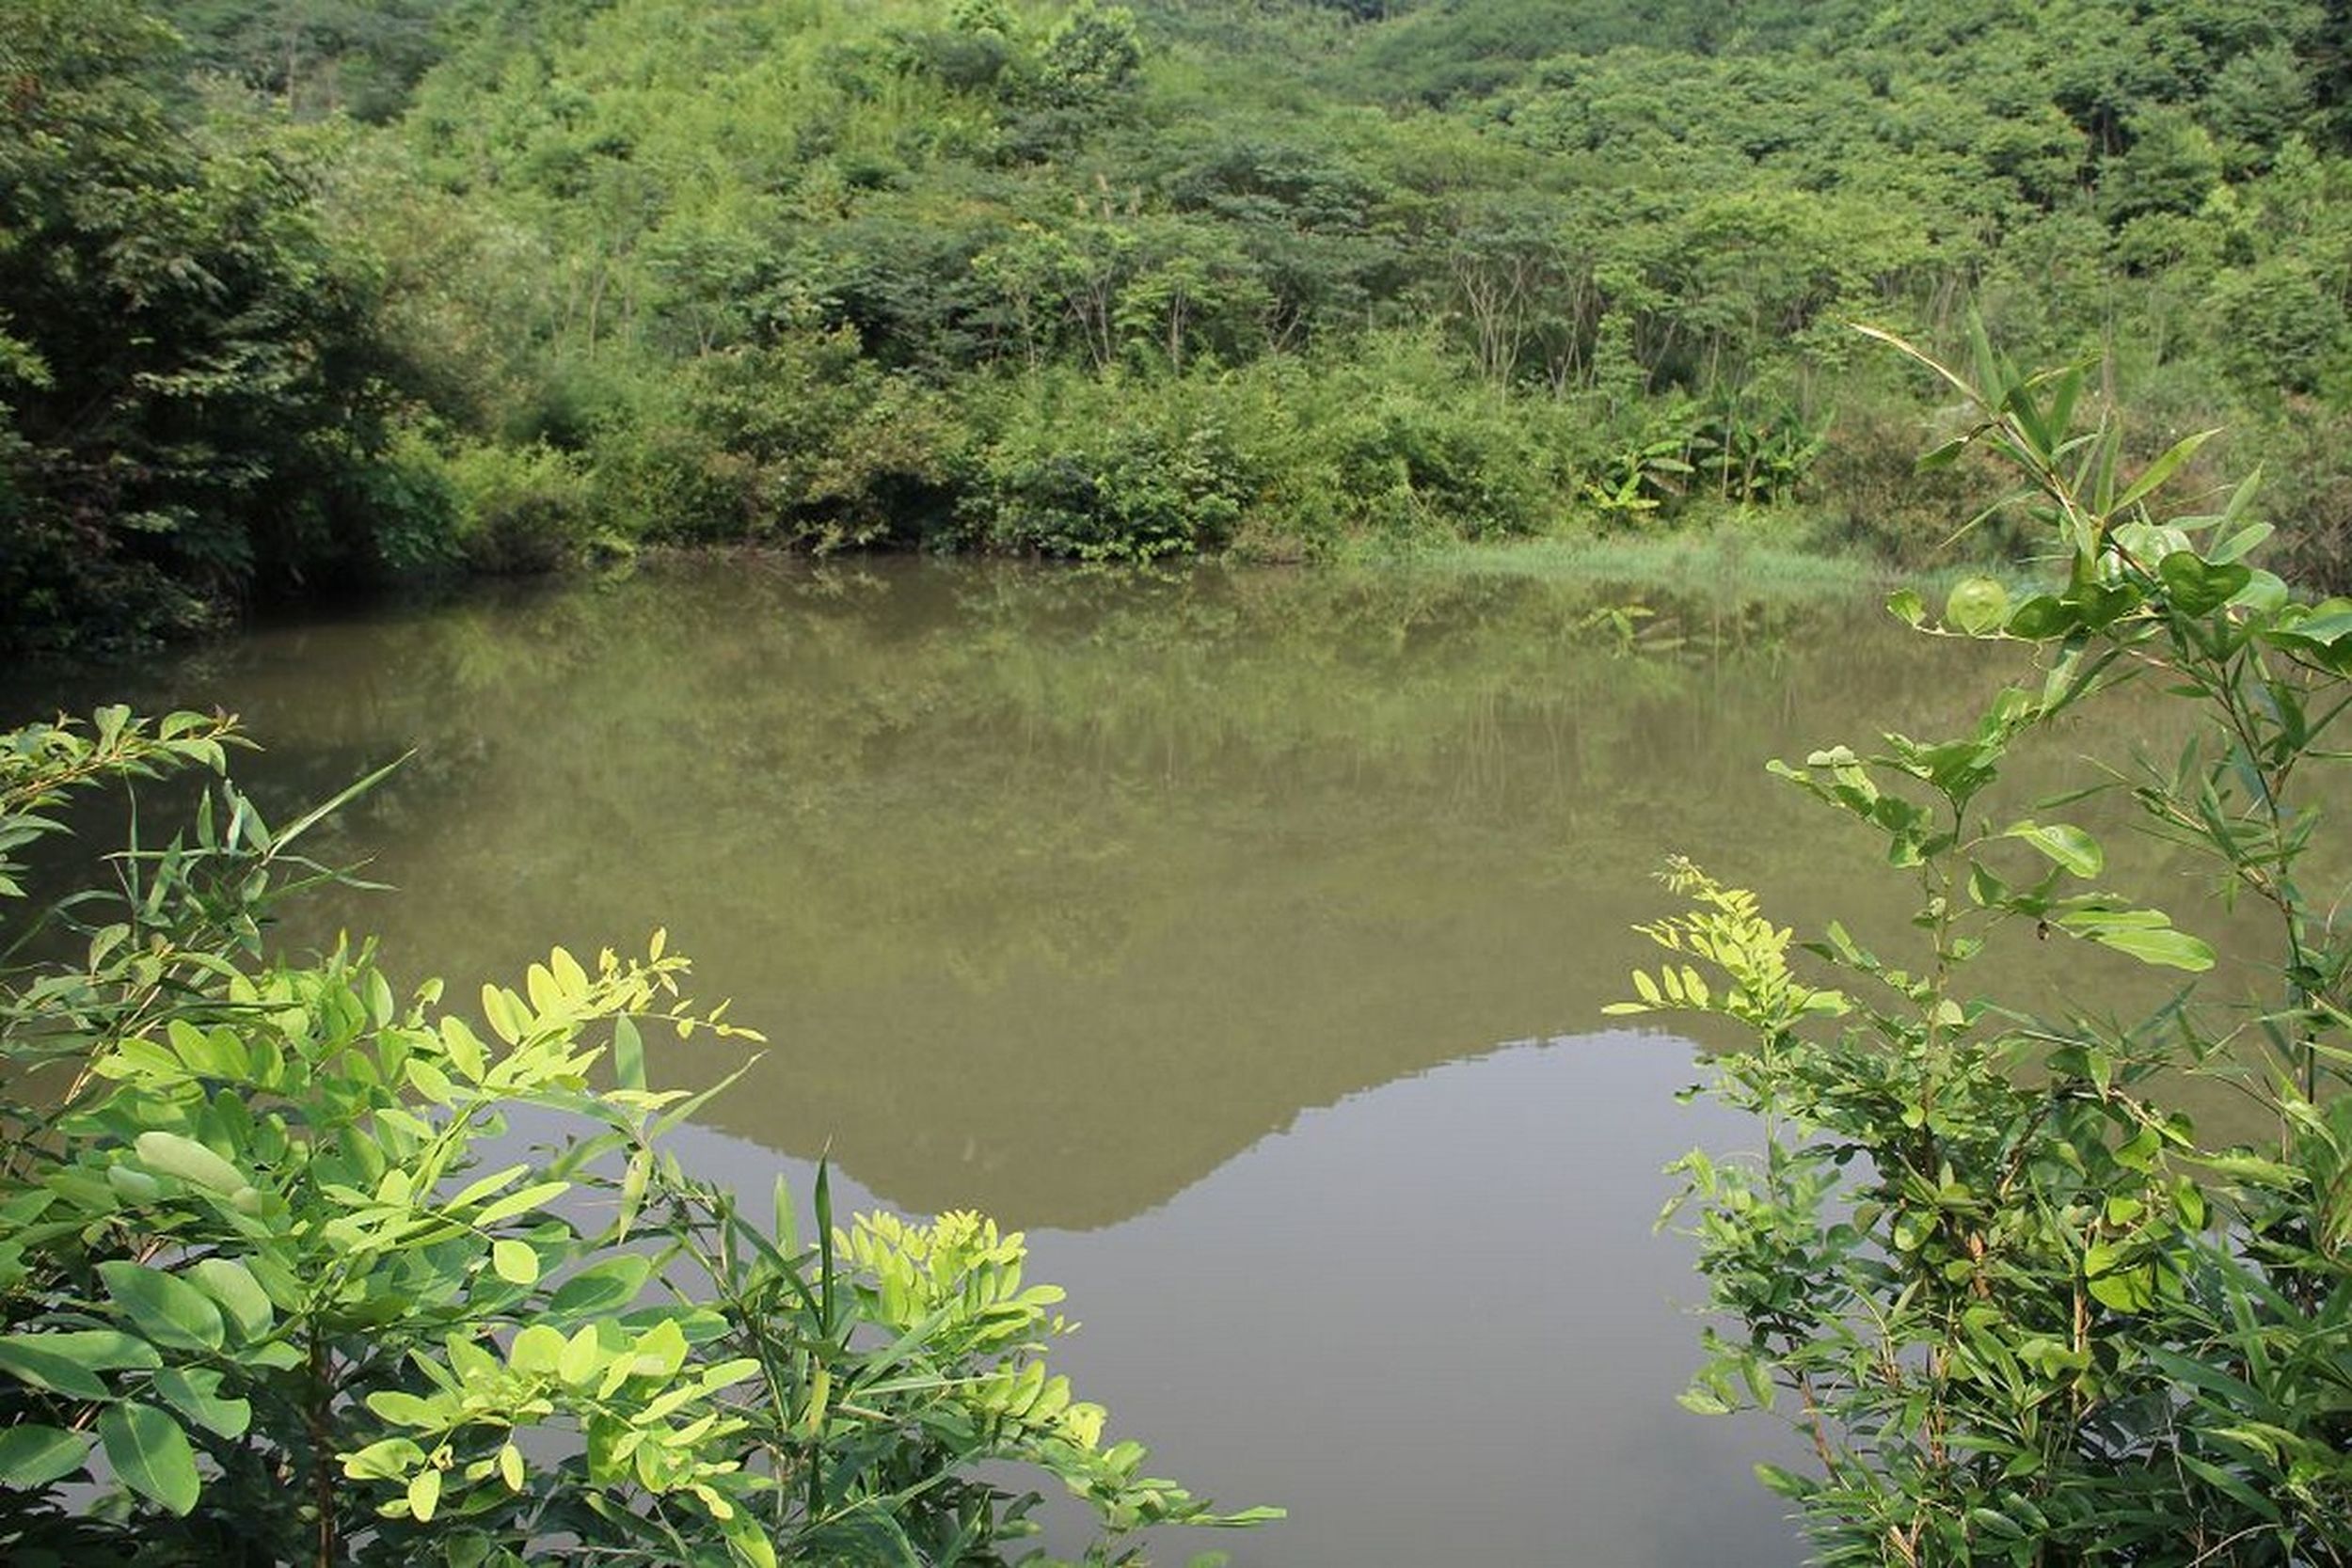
8,0,2352,650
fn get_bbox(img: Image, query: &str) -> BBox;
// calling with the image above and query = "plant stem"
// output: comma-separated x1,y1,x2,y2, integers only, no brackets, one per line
310,1328,337,1568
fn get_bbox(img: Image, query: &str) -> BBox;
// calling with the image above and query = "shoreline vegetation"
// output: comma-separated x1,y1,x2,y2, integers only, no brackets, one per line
1616,332,2352,1565
11,0,2352,655
0,520,1956,682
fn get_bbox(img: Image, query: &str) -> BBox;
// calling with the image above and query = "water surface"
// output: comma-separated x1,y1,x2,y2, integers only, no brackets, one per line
5,555,2259,1564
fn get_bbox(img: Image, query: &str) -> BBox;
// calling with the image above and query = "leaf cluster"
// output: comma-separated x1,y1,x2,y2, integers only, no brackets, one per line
1615,329,2352,1563
0,709,1272,1564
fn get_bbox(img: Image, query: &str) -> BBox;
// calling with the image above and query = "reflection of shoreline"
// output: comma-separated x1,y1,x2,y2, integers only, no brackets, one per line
927,1034,1801,1568
5,557,2280,1227
620,1033,1804,1568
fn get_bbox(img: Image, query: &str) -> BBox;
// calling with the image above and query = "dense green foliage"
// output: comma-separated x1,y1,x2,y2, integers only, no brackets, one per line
0,2,393,647
14,0,2352,649
0,709,1268,1562
1616,332,2352,1561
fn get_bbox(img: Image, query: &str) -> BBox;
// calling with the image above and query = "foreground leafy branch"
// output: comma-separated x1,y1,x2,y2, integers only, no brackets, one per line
0,708,1273,1565
1614,328,2352,1565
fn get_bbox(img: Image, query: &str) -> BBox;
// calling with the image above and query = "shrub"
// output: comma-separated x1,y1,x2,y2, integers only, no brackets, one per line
591,335,966,551
353,419,466,575
967,373,1253,560
0,708,1272,1564
1319,387,1553,540
1305,332,1566,542
2239,400,2352,594
442,439,596,575
583,379,762,546
1615,326,2352,1561
2206,258,2352,401
1806,395,2028,566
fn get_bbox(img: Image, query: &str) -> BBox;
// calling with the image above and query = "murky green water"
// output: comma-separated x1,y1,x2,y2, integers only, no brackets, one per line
4,555,2265,1564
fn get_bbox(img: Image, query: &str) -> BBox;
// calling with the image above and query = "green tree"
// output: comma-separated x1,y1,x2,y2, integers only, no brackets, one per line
159,0,459,121
0,0,389,652
1031,1,1141,113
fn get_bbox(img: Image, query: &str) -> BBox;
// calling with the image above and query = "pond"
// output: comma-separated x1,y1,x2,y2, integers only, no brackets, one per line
6,552,2250,1564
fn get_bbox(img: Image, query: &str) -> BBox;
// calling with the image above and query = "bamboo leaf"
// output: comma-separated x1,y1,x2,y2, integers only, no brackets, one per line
470,1180,570,1227
2112,429,2217,515
613,1014,644,1093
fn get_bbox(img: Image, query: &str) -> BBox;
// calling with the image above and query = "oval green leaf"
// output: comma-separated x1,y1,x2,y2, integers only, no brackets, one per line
2092,926,2215,972
2005,821,2104,878
491,1239,540,1287
98,1261,226,1353
0,1424,91,1489
2157,551,2251,617
27,1330,163,1372
188,1258,274,1341
1946,576,2010,637
99,1402,200,1516
548,1255,654,1319
154,1368,251,1439
134,1131,245,1196
2004,594,2074,640
0,1336,115,1401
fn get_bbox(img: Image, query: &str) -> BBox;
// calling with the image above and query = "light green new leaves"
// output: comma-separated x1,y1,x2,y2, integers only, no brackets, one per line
6,706,1245,1565
1636,325,2347,1567
480,984,529,1046
407,1465,442,1522
469,1180,570,1227
491,1239,541,1286
134,1131,245,1195
363,1388,437,1428
613,1013,645,1092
